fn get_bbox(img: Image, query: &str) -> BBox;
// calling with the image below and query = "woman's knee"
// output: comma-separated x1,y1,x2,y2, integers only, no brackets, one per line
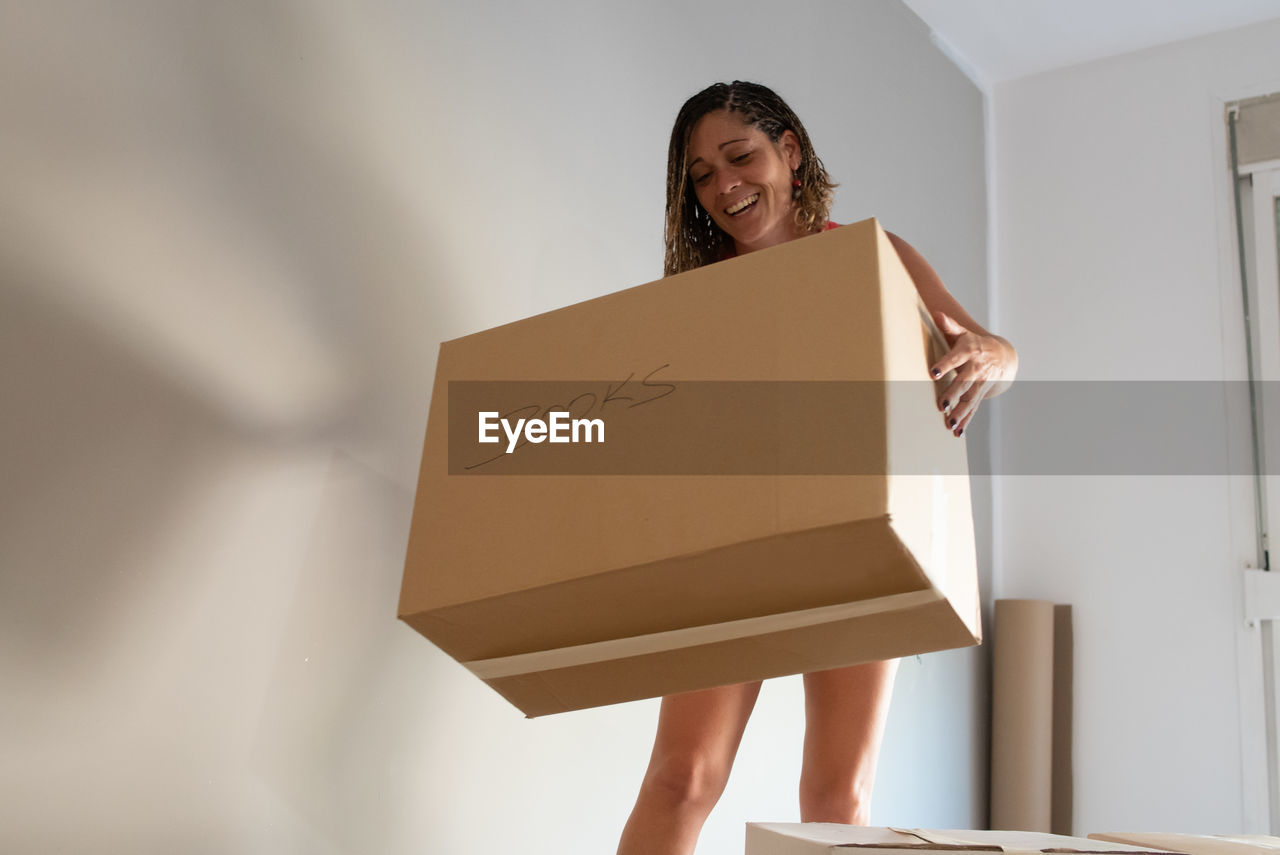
642,751,732,812
798,776,871,825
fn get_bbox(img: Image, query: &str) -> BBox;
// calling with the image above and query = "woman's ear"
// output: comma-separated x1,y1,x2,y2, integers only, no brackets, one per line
779,129,802,170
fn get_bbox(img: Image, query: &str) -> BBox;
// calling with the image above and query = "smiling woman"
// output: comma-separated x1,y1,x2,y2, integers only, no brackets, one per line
664,81,837,274
617,80,1018,855
686,109,804,253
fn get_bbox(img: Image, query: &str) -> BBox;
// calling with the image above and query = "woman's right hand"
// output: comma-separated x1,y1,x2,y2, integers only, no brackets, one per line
929,310,1018,437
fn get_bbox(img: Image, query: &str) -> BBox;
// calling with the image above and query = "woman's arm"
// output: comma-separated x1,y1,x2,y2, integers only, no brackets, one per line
887,231,1018,436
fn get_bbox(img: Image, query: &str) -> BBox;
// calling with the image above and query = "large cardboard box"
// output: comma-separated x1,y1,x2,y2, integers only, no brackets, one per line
399,218,981,717
1089,833,1280,855
747,827,1185,855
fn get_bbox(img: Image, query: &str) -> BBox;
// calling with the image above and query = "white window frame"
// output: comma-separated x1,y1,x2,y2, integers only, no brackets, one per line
1232,153,1280,834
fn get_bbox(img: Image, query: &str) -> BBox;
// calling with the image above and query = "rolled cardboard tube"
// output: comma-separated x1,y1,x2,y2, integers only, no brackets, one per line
990,598,1056,831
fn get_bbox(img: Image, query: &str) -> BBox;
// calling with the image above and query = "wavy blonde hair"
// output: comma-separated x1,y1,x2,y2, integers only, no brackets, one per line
664,81,837,276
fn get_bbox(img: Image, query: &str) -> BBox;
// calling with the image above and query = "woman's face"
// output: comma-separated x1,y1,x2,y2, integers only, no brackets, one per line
686,109,804,255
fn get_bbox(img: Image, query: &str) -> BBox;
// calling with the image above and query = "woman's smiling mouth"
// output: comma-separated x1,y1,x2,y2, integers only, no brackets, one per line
725,193,759,215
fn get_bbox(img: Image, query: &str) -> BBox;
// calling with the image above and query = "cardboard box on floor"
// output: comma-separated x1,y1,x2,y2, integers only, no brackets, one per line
1089,833,1280,855
398,218,981,717
747,827,1187,855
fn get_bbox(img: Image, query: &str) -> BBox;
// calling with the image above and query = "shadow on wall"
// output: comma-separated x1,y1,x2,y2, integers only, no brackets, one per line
0,1,475,851
0,282,234,686
0,0,458,453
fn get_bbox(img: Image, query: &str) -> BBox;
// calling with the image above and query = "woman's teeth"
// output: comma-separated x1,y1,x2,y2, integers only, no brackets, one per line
726,194,759,215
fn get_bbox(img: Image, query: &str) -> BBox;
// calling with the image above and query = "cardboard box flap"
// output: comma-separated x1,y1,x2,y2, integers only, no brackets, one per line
891,831,1175,854
747,826,1183,855
486,590,974,717
466,589,943,679
408,513,935,663
1089,834,1280,855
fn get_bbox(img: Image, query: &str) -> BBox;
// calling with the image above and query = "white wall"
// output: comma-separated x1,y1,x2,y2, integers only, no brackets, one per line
991,17,1280,834
0,2,989,852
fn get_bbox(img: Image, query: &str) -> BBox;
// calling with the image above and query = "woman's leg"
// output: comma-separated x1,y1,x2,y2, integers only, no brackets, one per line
799,659,898,824
617,681,763,855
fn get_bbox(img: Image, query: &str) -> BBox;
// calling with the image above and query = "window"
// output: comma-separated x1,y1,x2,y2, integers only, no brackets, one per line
1229,94,1280,833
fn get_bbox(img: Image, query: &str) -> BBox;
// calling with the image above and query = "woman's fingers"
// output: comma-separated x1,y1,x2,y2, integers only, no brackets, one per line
943,392,978,435
929,311,971,379
930,349,966,381
935,335,981,413
950,379,994,435
945,373,992,426
928,319,1015,437
929,317,980,382
940,373,976,428
933,331,1006,435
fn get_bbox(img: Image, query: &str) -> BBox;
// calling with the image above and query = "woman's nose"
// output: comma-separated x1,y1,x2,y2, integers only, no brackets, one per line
716,169,741,195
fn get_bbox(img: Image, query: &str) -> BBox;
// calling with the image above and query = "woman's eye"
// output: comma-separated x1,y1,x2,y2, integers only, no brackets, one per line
732,152,751,163
692,172,711,185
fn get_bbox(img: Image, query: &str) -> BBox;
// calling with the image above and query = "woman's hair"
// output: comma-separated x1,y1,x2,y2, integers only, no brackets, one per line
664,81,837,276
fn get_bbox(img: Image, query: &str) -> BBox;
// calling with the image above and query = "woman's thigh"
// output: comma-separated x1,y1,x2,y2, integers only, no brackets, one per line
645,681,764,786
801,660,898,777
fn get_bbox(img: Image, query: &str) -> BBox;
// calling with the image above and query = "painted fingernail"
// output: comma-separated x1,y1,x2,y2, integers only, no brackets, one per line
956,428,964,437
931,368,941,378
949,417,957,428
941,399,950,411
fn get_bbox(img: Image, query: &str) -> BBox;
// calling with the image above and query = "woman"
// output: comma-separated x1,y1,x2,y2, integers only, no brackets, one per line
616,82,1017,855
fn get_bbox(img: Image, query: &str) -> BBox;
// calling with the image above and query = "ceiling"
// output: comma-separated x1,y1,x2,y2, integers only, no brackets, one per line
902,0,1280,88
